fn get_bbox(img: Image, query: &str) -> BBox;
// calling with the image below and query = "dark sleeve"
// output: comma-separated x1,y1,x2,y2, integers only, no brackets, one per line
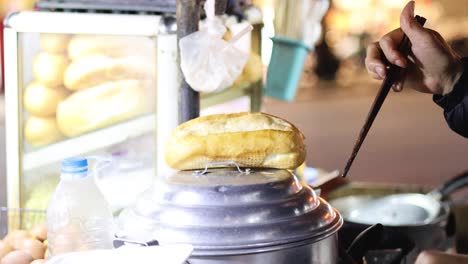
433,57,468,138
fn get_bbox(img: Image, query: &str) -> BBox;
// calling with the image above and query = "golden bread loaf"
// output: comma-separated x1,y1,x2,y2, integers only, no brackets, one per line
164,112,306,170
24,116,64,147
231,53,263,87
243,53,263,82
33,52,69,88
23,82,69,117
67,35,154,61
57,79,154,137
40,34,71,54
64,55,155,91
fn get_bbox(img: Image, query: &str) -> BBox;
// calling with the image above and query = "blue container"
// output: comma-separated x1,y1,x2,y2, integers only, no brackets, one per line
265,37,311,101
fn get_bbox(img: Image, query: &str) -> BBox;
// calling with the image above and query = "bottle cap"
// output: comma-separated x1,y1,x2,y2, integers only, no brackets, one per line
62,157,88,174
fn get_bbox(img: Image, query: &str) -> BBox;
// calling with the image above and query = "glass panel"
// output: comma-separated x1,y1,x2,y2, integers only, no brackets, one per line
21,134,156,214
17,32,158,212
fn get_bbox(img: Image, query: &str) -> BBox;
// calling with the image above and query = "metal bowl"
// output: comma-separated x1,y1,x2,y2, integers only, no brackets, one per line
118,166,342,257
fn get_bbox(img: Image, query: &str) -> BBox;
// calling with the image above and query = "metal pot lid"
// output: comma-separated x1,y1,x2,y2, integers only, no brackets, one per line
118,165,342,255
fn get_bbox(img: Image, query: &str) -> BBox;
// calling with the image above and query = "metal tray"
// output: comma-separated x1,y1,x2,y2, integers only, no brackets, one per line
35,0,176,13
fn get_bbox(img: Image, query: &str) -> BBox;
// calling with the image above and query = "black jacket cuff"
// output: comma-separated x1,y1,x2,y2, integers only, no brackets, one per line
433,57,468,110
433,57,468,138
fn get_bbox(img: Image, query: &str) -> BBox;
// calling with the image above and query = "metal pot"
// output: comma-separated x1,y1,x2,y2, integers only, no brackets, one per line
117,163,344,264
328,170,468,263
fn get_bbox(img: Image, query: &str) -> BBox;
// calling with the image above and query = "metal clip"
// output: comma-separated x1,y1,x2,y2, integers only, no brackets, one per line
113,237,159,248
193,161,252,175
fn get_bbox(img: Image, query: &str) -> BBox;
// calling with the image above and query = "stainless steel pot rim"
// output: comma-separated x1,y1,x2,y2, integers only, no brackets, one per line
171,212,342,256
180,208,342,255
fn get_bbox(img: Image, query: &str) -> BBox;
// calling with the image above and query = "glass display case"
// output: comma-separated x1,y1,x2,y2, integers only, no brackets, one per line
4,11,179,210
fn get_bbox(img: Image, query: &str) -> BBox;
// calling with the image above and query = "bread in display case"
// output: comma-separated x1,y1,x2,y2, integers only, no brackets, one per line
25,34,157,146
4,11,178,210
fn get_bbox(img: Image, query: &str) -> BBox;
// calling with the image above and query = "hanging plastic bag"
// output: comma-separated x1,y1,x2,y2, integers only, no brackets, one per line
179,0,252,93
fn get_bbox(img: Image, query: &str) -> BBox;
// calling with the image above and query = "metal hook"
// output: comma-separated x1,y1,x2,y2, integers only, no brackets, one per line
193,161,252,175
113,237,159,248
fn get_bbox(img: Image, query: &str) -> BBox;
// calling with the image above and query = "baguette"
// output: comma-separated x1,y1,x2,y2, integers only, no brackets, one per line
24,116,64,147
164,112,306,170
32,52,69,88
64,55,155,91
23,82,69,117
68,35,155,61
40,33,71,54
57,79,154,137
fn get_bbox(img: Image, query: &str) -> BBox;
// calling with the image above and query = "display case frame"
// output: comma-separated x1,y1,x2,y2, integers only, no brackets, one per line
3,11,180,209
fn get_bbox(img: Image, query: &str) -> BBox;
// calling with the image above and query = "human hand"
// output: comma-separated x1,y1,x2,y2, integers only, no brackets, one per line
365,1,463,95
416,251,468,264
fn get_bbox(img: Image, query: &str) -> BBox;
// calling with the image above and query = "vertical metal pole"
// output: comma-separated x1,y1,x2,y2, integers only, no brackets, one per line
176,0,200,123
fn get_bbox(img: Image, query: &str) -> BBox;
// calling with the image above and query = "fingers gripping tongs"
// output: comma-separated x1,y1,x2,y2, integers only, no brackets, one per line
341,15,427,177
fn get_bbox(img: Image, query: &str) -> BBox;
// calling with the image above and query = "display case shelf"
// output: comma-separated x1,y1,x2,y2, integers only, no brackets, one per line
23,114,156,171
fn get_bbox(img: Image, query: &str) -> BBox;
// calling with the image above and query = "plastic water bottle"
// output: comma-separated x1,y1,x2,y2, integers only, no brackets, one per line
47,157,114,256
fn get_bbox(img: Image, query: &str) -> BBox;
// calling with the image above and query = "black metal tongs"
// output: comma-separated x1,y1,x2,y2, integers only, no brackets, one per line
341,15,427,177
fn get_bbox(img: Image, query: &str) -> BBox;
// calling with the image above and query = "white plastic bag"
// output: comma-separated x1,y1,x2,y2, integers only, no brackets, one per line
179,0,251,93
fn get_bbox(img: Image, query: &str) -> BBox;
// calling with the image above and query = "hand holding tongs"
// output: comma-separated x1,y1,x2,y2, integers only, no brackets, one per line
341,15,427,177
